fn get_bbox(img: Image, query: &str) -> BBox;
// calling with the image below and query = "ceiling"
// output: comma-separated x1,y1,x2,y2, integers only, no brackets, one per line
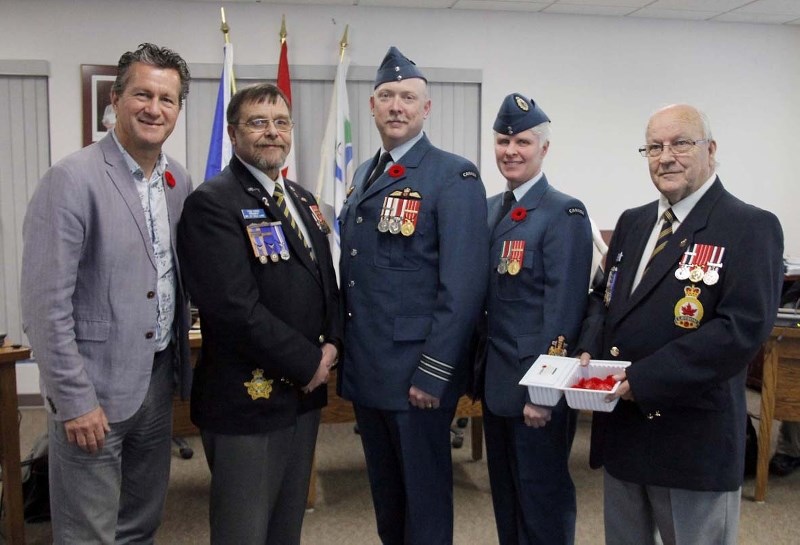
185,0,800,25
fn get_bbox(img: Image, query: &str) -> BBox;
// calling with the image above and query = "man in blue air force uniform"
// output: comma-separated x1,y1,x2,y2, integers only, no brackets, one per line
481,93,592,545
338,46,489,545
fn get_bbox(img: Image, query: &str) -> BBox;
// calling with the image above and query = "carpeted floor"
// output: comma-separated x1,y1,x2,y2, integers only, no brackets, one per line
6,391,800,544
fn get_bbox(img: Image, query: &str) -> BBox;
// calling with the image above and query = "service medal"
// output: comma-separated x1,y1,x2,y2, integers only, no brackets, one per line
674,285,704,329
675,266,690,280
689,266,705,283
497,258,509,275
399,193,421,237
389,217,402,235
703,268,719,286
273,223,291,261
703,246,725,286
309,204,331,234
378,196,396,232
507,240,526,276
604,252,623,307
247,221,276,264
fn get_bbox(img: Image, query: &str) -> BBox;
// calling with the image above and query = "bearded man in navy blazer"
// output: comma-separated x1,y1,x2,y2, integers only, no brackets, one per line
482,93,592,545
338,46,489,545
577,104,784,545
178,83,341,545
21,44,192,543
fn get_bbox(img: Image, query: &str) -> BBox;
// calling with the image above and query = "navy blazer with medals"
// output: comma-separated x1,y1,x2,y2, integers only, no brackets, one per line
338,134,490,410
577,178,783,491
484,175,593,416
177,156,342,435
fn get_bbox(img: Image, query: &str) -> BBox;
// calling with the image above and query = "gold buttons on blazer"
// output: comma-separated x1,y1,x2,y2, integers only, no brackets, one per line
610,347,620,357
319,335,325,344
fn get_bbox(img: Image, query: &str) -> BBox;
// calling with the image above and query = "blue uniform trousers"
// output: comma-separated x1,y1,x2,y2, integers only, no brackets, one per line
354,403,457,545
483,399,577,545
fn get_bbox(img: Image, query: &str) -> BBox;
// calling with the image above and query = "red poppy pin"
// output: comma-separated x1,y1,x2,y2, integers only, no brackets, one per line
388,164,405,178
511,207,527,222
164,171,176,188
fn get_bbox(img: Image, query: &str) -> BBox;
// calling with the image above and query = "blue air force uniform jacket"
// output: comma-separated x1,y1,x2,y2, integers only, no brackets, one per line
338,134,489,410
484,176,593,416
177,156,342,435
577,179,783,491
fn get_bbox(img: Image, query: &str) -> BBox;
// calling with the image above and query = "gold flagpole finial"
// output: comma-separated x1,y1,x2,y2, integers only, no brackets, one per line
339,25,349,63
220,7,231,44
280,15,287,44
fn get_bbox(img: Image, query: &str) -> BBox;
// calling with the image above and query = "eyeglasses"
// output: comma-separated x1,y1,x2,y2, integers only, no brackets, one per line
639,139,709,158
237,118,294,133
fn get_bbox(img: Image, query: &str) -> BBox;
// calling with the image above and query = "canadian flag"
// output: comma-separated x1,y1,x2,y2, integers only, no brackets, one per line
277,19,298,182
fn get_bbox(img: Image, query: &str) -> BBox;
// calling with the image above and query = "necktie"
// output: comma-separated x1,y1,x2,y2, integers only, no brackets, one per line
494,191,516,229
644,207,675,273
273,182,313,259
365,151,392,190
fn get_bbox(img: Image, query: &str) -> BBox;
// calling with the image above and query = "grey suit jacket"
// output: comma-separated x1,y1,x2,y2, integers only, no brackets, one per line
21,133,193,423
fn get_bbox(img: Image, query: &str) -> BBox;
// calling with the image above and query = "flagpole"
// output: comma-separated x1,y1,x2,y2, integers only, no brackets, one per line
314,26,350,201
339,25,349,63
220,7,236,94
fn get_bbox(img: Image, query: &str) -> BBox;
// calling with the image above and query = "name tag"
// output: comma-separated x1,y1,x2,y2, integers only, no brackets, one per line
241,209,267,219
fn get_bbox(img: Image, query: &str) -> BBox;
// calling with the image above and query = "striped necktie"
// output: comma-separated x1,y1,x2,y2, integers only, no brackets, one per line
644,208,675,274
273,182,312,259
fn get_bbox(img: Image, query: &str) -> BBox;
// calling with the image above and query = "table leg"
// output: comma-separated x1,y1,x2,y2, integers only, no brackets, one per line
470,417,483,461
0,363,26,543
755,337,778,502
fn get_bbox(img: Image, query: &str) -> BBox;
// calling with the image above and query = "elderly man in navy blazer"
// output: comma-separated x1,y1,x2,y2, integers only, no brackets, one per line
482,93,593,545
338,46,489,545
21,44,192,543
578,104,784,545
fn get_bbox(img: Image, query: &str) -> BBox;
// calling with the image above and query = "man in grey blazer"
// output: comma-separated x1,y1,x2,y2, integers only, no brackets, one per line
21,43,192,544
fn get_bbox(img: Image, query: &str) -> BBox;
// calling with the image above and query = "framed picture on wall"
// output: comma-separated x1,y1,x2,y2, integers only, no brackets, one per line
81,64,117,147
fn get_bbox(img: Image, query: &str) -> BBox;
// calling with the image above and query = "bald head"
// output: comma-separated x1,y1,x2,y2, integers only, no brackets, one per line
645,104,717,204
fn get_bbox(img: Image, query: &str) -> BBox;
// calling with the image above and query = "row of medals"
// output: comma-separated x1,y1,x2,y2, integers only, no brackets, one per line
675,263,719,285
497,257,521,276
377,216,415,237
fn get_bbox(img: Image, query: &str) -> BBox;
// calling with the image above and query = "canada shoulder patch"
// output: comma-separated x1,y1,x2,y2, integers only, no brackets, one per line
566,207,586,217
461,170,479,180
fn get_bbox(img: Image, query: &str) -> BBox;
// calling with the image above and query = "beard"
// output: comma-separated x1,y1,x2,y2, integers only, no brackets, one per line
252,146,287,174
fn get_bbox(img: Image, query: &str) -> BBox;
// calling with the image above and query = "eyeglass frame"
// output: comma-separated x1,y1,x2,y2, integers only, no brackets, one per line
235,117,294,133
638,138,710,158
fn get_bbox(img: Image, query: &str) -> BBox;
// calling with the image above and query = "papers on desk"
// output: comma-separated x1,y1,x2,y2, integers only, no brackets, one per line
785,256,800,276
776,307,800,327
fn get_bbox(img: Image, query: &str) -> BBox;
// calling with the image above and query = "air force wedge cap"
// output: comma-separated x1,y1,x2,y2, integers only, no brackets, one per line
493,93,550,135
374,46,427,89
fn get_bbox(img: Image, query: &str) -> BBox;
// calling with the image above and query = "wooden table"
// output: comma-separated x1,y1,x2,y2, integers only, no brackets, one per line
0,342,32,544
176,333,484,508
755,326,800,501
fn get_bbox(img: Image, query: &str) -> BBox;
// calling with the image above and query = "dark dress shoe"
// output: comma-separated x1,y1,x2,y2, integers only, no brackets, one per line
769,453,800,476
